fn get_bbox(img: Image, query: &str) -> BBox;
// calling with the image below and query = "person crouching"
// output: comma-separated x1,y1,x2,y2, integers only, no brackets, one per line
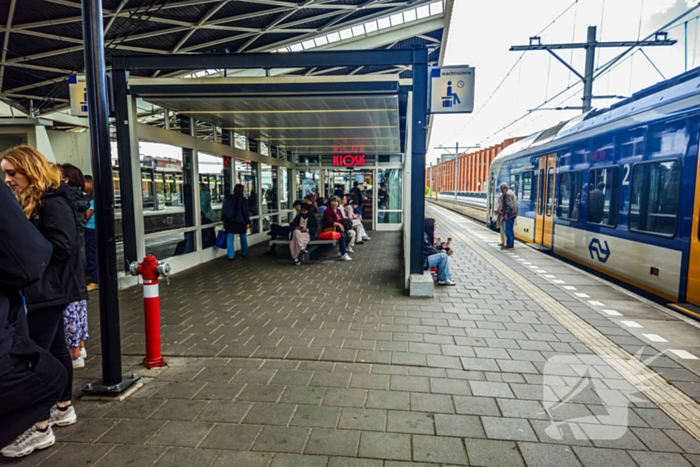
289,203,318,265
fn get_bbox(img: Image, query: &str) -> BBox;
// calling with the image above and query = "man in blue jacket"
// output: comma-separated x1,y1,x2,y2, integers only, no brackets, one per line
0,182,68,458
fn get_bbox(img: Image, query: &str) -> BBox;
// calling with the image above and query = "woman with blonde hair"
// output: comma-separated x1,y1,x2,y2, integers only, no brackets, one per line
0,146,85,457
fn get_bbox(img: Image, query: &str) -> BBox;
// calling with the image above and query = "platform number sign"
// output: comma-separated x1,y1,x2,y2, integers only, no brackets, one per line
429,66,475,114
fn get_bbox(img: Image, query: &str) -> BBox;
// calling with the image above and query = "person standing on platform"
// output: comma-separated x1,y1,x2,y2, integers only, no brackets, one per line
0,146,85,445
84,198,98,291
500,182,518,250
83,175,93,200
495,191,506,246
223,184,250,260
0,180,68,459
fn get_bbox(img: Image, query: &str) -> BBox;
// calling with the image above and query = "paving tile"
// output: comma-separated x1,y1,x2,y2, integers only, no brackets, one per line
518,442,581,467
155,382,207,399
391,352,427,366
212,451,274,467
465,438,525,467
322,388,367,408
150,400,209,421
290,405,341,428
358,432,412,461
270,370,314,386
310,371,352,388
350,373,390,390
435,413,485,438
627,451,694,467
252,426,310,454
470,381,515,398
96,419,166,445
572,446,638,467
152,447,220,467
54,418,117,443
496,399,548,420
270,454,328,467
92,445,166,467
328,457,383,467
481,417,537,442
453,396,501,416
410,393,455,413
193,382,245,400
243,402,296,426
366,390,410,410
195,400,252,423
386,410,434,434
147,421,215,448
279,386,325,405
199,423,261,450
237,383,286,402
103,398,165,419
304,428,361,456
338,408,386,431
429,378,471,395
390,375,430,392
412,434,468,465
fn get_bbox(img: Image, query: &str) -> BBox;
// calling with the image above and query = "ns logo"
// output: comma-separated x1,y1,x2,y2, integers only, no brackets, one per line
588,239,610,263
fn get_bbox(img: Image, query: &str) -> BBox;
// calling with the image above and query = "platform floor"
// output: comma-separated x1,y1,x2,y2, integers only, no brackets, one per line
6,214,700,467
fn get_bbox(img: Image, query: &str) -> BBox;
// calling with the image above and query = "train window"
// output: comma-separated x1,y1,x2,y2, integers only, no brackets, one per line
620,128,646,160
546,167,554,216
509,172,519,198
522,171,533,201
557,171,581,221
629,160,681,237
587,167,620,228
537,169,544,215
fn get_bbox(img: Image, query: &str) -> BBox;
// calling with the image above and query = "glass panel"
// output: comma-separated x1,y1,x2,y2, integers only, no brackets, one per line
377,169,401,210
522,171,533,201
557,171,581,221
235,159,259,216
546,168,554,216
630,160,680,236
262,214,277,233
202,225,223,250
198,152,224,222
146,231,195,259
390,13,404,26
234,133,248,150
377,17,391,29
297,169,319,200
403,9,417,22
587,167,620,227
280,168,290,210
378,212,401,224
537,169,544,215
261,163,278,214
509,172,518,198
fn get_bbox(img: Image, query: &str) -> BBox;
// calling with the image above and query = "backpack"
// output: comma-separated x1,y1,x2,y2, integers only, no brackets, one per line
222,194,235,220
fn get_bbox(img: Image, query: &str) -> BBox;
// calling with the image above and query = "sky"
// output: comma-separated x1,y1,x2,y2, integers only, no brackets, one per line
426,0,700,165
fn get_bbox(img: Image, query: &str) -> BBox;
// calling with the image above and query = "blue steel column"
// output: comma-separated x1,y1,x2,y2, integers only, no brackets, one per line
113,69,138,272
410,48,428,274
81,0,125,387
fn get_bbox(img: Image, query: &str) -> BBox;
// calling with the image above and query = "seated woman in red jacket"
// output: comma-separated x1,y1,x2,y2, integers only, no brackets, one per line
322,196,352,261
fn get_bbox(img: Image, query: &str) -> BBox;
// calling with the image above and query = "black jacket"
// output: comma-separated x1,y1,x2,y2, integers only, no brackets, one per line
223,194,251,235
0,182,52,375
289,213,318,240
25,182,88,311
423,232,440,270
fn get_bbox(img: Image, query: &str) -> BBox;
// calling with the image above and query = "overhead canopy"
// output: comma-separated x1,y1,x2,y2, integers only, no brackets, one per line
137,75,402,154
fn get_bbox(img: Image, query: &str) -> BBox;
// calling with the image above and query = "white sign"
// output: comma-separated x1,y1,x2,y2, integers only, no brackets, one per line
429,66,475,114
69,74,88,116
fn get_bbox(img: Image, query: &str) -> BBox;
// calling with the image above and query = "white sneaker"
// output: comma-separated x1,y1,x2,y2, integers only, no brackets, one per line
80,347,87,358
72,357,85,370
438,279,456,286
347,247,355,253
48,405,77,427
294,258,302,266
363,236,371,241
340,253,352,261
1,426,55,458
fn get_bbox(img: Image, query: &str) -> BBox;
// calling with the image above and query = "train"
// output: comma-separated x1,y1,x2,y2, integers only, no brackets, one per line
487,66,700,312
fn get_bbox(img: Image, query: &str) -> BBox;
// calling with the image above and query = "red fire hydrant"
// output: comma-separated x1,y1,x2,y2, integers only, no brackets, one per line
129,255,171,369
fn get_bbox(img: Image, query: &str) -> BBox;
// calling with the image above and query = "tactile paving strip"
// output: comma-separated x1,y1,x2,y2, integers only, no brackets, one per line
430,206,700,441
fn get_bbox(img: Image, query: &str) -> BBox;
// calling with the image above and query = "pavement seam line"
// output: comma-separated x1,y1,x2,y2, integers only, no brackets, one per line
429,206,700,441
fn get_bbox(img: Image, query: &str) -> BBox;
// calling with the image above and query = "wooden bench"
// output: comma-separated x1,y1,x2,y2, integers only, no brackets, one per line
269,238,338,261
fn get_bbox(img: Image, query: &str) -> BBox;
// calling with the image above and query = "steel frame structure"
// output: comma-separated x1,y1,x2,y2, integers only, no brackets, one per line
0,0,437,111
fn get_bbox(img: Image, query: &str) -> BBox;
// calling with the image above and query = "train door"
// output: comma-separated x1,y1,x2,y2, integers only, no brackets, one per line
686,154,700,306
535,153,557,248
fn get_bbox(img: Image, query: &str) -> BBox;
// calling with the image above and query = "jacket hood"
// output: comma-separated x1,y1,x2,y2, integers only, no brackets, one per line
43,181,73,199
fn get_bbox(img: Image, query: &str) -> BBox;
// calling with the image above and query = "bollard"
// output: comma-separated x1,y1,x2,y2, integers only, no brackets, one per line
129,254,171,369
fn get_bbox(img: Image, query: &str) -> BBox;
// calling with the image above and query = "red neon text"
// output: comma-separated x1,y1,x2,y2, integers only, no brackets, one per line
333,155,365,167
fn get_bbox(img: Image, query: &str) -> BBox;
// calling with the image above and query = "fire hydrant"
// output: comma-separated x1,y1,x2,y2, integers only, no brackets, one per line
129,255,171,369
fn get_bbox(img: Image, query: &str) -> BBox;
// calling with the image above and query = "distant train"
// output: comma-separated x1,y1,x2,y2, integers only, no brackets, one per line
487,67,700,310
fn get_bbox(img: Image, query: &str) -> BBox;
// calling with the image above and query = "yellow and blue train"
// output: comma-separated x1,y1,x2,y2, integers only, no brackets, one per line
488,67,700,311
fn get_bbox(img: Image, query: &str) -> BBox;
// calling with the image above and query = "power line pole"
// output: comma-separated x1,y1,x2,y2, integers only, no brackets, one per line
510,25,676,113
434,143,480,204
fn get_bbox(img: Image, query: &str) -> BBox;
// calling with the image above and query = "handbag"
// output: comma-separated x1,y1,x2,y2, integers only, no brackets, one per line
215,230,226,248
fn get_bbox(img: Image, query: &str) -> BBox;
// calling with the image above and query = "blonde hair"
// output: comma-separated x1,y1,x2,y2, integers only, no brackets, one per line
1,145,62,218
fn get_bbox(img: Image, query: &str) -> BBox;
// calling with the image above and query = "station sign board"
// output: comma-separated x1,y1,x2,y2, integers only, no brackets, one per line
69,73,115,117
333,154,365,167
429,66,475,114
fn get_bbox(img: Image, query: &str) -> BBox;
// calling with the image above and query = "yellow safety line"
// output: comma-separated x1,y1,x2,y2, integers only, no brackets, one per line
669,304,700,319
428,205,700,441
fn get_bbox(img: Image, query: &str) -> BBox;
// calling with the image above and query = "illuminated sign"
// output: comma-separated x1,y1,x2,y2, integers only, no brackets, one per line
333,155,365,167
223,156,231,167
591,150,607,162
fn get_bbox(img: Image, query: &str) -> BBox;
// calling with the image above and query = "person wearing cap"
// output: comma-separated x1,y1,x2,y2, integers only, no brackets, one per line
289,203,318,265
263,200,304,256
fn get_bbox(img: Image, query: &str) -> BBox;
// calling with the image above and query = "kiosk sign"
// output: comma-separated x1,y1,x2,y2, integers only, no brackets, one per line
333,155,365,167
429,66,475,114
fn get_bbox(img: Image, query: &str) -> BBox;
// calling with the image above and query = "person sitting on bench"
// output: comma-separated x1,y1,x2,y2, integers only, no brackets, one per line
342,196,370,243
289,203,318,266
264,200,303,256
322,196,352,261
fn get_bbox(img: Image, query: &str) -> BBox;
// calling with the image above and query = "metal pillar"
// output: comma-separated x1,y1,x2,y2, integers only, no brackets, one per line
81,0,138,394
582,26,597,113
410,47,428,275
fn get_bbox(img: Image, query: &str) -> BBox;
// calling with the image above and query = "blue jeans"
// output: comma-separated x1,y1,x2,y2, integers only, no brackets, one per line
338,235,347,255
427,253,450,281
84,227,98,284
505,217,515,247
227,233,249,259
